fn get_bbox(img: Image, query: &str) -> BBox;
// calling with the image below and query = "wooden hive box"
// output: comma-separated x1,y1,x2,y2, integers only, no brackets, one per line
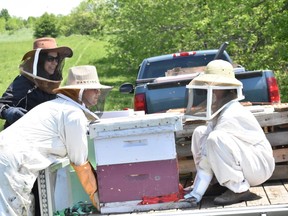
89,113,183,211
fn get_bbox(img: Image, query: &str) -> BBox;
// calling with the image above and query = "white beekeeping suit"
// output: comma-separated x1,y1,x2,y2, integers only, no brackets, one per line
0,65,112,215
0,96,89,216
183,60,275,206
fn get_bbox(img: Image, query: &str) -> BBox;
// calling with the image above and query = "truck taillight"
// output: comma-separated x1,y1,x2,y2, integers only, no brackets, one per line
134,93,147,113
173,51,196,57
267,77,281,103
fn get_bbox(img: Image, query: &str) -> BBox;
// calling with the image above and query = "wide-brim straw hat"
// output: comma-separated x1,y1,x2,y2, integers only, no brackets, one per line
22,37,73,61
190,59,242,86
18,37,73,94
53,65,112,93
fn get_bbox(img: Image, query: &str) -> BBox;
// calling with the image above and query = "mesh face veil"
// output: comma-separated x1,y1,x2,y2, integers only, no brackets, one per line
185,84,244,121
184,60,245,121
84,88,111,118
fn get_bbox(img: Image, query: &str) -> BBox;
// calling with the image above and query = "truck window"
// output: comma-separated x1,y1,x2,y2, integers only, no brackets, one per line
142,54,228,79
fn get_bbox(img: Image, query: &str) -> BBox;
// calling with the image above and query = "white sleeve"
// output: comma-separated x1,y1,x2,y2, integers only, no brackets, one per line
64,109,88,165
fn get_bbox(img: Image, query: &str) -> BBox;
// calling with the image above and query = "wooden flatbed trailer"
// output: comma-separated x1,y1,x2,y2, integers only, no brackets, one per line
39,106,288,216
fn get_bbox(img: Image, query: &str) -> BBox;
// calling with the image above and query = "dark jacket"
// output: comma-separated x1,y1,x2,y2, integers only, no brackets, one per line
0,75,56,128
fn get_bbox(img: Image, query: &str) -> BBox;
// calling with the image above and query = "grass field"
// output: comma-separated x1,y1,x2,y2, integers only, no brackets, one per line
0,29,134,129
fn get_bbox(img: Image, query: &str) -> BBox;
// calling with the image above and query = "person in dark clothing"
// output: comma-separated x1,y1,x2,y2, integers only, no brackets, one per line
0,37,73,128
0,37,73,215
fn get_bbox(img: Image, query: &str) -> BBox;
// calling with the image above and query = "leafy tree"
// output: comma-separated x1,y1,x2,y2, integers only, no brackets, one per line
33,13,60,38
5,17,24,31
0,17,5,33
0,9,24,32
105,0,213,72
0,9,10,21
74,11,99,35
26,16,37,29
58,15,74,36
64,0,107,36
102,0,288,101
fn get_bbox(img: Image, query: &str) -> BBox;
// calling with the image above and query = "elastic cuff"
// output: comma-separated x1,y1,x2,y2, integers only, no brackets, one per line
0,105,9,119
223,179,250,193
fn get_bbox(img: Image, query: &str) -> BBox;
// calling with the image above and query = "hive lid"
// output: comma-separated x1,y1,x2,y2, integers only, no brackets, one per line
89,113,183,138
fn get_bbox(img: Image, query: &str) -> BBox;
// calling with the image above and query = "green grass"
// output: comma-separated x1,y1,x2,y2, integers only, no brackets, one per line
0,28,34,42
0,29,134,129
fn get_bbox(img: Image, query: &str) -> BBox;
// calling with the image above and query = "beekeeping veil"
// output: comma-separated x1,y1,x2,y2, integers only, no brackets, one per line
185,60,244,121
53,65,113,121
19,37,73,94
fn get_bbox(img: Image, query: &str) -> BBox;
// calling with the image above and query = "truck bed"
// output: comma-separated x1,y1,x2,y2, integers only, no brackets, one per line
90,179,288,216
122,47,281,114
40,106,288,215
89,105,288,215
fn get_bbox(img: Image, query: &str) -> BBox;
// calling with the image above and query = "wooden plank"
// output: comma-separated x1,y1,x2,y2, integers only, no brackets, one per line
176,143,288,159
176,142,288,159
284,180,288,190
176,141,192,158
263,181,288,204
178,159,196,174
179,158,288,181
247,185,270,206
273,103,288,112
222,198,247,209
273,148,288,163
200,182,285,210
270,164,288,180
176,123,288,156
176,127,288,146
254,111,288,127
178,111,288,139
266,131,288,146
176,124,198,138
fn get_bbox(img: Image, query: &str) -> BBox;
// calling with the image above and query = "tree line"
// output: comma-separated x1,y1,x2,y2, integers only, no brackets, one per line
1,0,288,101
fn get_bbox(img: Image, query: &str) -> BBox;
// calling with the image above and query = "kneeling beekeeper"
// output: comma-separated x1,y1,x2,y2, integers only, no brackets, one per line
0,65,112,215
183,60,275,205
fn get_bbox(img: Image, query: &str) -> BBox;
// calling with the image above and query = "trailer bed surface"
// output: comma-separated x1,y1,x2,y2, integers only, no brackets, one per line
90,180,288,215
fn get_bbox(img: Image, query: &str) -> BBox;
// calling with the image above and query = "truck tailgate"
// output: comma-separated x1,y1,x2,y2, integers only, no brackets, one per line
236,70,269,103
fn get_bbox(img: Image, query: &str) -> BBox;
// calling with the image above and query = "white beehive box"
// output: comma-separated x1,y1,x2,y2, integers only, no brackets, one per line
94,131,176,165
89,113,183,165
90,113,183,138
89,113,183,213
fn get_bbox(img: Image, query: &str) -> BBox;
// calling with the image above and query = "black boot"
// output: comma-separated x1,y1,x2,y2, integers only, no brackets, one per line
214,189,256,205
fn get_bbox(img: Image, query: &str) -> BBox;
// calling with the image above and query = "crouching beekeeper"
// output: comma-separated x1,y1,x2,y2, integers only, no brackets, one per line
0,65,112,215
183,60,275,205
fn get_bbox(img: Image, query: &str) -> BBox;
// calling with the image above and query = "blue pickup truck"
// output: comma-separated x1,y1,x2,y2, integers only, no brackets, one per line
120,46,281,114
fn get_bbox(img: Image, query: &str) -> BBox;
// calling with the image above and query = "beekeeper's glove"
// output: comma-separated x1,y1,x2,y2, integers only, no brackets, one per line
1,106,27,124
71,161,100,211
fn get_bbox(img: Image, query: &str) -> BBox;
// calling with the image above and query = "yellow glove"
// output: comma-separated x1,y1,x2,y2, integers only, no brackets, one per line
71,161,100,211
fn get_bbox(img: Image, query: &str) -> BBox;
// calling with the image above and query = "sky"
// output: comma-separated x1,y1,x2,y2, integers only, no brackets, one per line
0,0,84,19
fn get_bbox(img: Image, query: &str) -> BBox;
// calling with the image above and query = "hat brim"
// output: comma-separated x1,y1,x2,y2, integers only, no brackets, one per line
53,84,113,93
20,70,61,94
190,74,242,86
22,46,73,60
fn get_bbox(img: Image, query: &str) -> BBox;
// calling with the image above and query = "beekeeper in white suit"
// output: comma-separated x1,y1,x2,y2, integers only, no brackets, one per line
183,59,275,205
0,65,112,215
